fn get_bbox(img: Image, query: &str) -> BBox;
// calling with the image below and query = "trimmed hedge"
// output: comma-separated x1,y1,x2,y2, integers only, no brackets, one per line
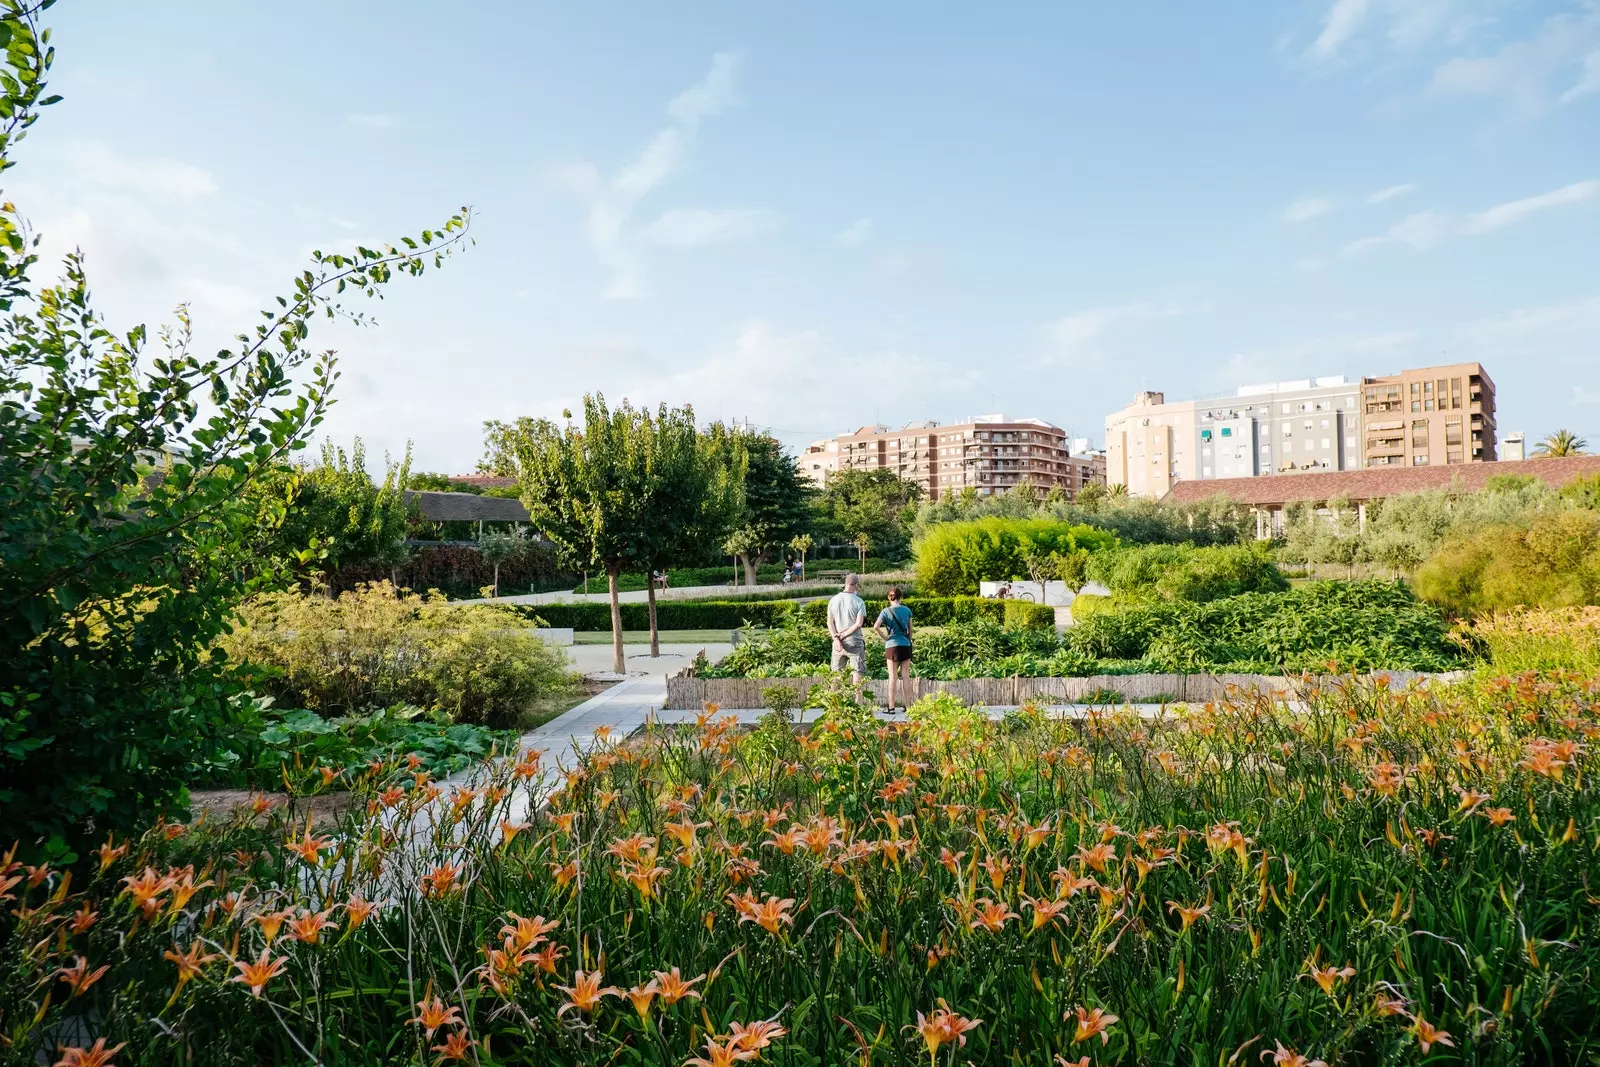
512,600,799,631
796,596,1055,632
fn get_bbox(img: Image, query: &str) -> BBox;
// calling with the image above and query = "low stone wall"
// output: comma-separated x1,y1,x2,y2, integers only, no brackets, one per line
664,670,1463,710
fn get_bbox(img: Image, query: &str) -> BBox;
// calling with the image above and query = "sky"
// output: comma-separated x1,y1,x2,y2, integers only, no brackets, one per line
16,1,1600,473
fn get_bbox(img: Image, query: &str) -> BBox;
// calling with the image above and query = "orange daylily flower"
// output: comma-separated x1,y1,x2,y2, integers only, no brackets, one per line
1412,1016,1454,1054
344,894,379,931
911,999,982,1060
254,908,294,943
730,1019,788,1052
664,818,711,849
1052,869,1099,899
501,913,560,951
1022,894,1071,931
94,838,128,874
762,828,802,855
287,908,338,945
1075,842,1116,873
431,1031,476,1062
969,898,1019,933
56,956,109,999
410,993,465,1039
1167,900,1210,933
231,949,289,997
555,969,620,1016
652,965,705,1005
1306,962,1356,996
549,860,579,891
420,862,464,898
52,1038,126,1067
732,894,796,935
683,1037,754,1067
69,903,99,935
163,940,222,997
1481,807,1516,827
1261,1041,1327,1067
283,826,333,866
625,980,658,1020
531,941,567,974
1070,1005,1120,1045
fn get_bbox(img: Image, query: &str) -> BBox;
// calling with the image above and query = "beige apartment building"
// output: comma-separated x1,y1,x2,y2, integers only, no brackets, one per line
1107,362,1498,497
1359,362,1496,467
802,415,1105,500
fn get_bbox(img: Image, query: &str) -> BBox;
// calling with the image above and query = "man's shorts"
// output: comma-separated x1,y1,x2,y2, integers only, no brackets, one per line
832,638,865,674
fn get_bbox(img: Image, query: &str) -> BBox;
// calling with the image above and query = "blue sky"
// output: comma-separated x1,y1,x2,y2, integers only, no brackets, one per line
18,1,1600,472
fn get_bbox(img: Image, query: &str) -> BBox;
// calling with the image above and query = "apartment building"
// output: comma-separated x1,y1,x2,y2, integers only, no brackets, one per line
1107,362,1497,496
1359,362,1496,467
802,415,1104,500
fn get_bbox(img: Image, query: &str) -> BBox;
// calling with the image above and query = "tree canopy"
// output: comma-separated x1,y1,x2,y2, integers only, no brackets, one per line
723,433,809,584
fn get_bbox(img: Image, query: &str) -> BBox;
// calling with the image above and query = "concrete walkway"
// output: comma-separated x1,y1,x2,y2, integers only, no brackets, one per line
463,581,834,607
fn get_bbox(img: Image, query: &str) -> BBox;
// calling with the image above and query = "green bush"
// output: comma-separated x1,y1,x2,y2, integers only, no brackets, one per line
523,600,799,631
579,558,898,593
1414,510,1600,616
1065,580,1462,673
1086,543,1288,602
218,583,574,729
795,595,1053,631
1068,592,1111,621
913,517,1118,595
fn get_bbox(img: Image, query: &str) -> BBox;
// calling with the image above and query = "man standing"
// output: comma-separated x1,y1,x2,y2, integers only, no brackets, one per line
827,573,867,687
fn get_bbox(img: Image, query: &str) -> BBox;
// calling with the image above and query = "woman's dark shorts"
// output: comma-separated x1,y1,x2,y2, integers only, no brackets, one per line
885,645,913,664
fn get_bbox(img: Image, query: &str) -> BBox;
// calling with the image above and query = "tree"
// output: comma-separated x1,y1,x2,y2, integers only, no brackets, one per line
815,468,922,562
635,415,744,655
484,396,740,671
1534,429,1588,458
723,433,810,586
260,437,413,590
0,3,471,856
789,532,814,580
477,528,522,598
1055,547,1091,593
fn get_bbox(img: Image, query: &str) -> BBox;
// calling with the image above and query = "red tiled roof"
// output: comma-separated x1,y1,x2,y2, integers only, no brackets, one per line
449,474,516,489
1163,455,1600,507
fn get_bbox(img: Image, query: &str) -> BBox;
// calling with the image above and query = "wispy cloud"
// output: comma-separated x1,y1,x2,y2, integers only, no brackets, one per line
834,217,873,247
1344,179,1599,254
557,51,752,298
1308,0,1371,61
1430,9,1600,113
1367,182,1418,204
61,141,218,200
1283,194,1335,224
639,208,776,247
1040,298,1210,367
346,113,398,130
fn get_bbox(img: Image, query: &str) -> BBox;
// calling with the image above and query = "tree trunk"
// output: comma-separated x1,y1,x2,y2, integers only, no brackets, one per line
799,548,807,581
646,574,660,658
608,566,625,675
492,561,500,599
740,553,758,587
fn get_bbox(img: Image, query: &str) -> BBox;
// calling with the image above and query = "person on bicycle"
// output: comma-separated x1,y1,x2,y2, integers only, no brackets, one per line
874,586,914,713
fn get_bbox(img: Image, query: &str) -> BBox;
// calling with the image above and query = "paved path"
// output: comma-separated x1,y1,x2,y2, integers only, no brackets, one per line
562,642,732,678
462,581,834,607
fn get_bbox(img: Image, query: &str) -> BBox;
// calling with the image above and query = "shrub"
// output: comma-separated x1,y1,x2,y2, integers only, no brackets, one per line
1415,510,1600,616
1454,606,1600,674
906,691,985,736
1086,543,1288,602
218,583,574,729
796,596,1053,631
1068,592,1111,621
913,517,1118,596
523,600,798,631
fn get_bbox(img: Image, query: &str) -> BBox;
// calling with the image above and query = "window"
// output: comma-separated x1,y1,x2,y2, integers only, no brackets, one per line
1345,435,1356,447
1304,440,1314,451
1411,401,1421,412
1220,427,1232,437
1321,438,1330,449
1410,383,1420,396
1446,449,1463,464
1424,399,1434,412
1413,454,1429,466
1321,419,1330,428
1303,420,1313,430
1282,403,1291,414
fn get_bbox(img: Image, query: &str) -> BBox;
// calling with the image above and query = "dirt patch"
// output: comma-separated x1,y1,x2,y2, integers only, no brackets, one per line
189,789,361,828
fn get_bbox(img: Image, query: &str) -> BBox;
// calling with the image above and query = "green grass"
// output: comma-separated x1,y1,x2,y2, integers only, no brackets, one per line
572,628,733,646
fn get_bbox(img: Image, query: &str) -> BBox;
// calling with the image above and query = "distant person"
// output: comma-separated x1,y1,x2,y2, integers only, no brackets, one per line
827,573,867,688
874,586,914,712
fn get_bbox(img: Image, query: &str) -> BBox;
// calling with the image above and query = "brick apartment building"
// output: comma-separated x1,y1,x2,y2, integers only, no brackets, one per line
803,415,1105,501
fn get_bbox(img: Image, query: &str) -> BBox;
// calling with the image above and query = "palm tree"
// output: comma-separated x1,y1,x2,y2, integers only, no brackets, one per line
1533,429,1588,458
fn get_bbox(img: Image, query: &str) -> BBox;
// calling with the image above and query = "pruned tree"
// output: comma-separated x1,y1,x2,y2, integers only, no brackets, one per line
477,528,523,599
723,432,810,586
789,532,814,580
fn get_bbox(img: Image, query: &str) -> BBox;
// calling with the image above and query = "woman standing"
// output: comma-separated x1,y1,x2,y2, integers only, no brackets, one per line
874,586,914,712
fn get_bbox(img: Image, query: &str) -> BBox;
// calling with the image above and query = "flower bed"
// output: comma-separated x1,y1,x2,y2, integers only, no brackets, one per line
4,675,1596,1064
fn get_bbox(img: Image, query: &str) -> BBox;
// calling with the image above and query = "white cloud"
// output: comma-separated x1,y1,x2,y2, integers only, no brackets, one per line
1282,194,1335,224
1463,179,1600,233
639,208,776,247
1309,0,1371,60
1040,299,1209,367
59,141,218,200
1344,180,1599,253
1560,48,1600,103
1430,10,1600,113
346,113,398,129
556,52,755,298
834,217,873,247
1367,182,1418,204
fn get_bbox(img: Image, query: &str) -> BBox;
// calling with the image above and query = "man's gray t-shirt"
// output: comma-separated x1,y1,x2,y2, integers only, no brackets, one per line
827,591,866,643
